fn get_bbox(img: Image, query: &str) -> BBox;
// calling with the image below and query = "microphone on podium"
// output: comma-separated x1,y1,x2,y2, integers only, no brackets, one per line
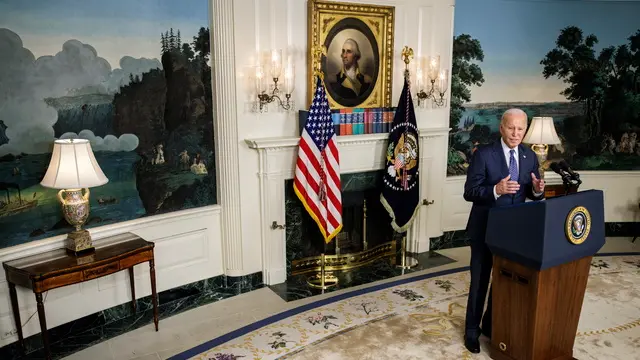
558,160,582,185
549,162,573,185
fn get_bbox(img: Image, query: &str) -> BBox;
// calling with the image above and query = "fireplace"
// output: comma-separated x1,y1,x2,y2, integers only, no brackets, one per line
245,126,451,287
272,167,456,301
284,170,400,277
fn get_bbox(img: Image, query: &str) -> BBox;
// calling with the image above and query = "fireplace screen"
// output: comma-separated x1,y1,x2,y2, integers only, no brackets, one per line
284,170,399,278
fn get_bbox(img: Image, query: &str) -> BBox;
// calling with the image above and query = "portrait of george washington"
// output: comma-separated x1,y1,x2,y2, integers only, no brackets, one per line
322,17,379,108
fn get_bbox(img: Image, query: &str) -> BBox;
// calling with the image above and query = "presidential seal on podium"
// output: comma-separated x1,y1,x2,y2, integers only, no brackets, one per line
565,206,591,245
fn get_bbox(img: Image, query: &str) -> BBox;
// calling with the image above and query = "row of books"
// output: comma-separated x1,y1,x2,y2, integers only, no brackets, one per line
298,107,398,136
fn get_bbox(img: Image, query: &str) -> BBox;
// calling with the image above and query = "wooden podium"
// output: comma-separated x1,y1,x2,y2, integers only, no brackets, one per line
485,190,605,360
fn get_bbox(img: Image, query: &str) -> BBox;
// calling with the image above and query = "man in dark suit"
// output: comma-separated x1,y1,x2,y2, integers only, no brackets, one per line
463,108,546,353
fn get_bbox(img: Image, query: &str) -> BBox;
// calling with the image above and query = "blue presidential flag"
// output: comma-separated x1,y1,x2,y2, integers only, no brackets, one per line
380,77,420,233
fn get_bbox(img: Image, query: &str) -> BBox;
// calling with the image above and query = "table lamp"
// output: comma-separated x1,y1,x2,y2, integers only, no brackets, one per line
40,139,109,255
522,116,562,180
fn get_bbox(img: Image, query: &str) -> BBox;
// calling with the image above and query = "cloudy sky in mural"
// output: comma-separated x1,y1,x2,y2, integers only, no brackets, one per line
0,0,207,156
0,0,208,68
454,0,640,104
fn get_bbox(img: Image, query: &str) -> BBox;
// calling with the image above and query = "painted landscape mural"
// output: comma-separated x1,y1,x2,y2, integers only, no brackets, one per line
0,0,215,248
448,0,640,176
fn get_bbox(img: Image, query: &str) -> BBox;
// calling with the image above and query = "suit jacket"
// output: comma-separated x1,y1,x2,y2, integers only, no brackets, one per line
331,70,371,99
463,140,544,242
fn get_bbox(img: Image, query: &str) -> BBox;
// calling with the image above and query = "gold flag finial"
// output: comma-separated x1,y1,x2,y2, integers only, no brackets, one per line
402,46,414,66
401,46,414,80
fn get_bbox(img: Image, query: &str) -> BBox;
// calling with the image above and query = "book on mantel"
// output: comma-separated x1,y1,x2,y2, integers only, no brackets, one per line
298,107,397,137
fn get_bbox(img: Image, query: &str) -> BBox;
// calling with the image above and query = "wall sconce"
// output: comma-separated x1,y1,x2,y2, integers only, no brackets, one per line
255,50,295,112
413,56,449,107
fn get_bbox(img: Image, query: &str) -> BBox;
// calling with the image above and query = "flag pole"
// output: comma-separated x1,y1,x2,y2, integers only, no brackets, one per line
305,44,339,290
363,199,368,251
395,46,419,270
396,232,418,270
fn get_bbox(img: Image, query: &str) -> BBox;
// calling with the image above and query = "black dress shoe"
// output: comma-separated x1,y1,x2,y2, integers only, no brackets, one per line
465,337,480,353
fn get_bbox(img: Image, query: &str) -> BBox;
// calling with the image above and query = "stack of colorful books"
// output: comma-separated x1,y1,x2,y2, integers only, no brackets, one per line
298,107,397,136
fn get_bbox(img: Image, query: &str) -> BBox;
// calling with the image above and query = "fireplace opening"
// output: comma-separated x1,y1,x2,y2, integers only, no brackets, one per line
284,171,399,275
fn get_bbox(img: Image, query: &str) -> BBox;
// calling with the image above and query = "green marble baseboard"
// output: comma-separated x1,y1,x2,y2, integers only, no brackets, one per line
0,272,263,360
429,230,471,250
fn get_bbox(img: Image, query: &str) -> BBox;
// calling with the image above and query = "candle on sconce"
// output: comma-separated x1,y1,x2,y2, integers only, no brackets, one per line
437,69,449,93
283,56,295,94
415,67,424,91
428,55,440,81
255,65,266,94
271,49,282,79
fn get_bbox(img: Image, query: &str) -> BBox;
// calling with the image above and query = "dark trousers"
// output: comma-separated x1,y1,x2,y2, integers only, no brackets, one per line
464,239,493,339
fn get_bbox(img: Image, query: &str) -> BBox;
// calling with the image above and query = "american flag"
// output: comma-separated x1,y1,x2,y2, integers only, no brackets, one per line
293,77,343,243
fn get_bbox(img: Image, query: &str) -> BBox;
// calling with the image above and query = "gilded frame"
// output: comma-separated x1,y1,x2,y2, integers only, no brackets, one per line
307,0,394,109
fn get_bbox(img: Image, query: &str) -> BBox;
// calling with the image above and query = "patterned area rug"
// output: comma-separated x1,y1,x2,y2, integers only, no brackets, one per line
181,255,640,360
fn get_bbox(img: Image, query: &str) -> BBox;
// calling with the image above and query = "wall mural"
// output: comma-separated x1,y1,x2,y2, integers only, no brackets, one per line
0,0,215,249
448,0,640,176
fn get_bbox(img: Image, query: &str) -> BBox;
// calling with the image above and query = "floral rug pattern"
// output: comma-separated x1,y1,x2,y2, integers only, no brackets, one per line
188,255,640,360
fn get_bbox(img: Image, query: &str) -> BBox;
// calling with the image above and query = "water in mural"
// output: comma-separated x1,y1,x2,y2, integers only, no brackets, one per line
0,0,215,248
448,0,640,176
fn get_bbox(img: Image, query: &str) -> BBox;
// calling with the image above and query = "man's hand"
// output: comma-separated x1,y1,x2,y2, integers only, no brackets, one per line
496,175,520,195
531,173,545,193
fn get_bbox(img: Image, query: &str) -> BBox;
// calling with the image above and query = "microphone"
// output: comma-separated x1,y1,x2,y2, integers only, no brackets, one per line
558,160,582,185
550,162,573,185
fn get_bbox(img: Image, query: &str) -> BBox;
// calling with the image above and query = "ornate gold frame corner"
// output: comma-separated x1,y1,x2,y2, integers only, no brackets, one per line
307,0,395,109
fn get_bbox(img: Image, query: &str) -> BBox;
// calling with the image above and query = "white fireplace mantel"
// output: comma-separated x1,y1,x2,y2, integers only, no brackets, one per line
246,127,450,285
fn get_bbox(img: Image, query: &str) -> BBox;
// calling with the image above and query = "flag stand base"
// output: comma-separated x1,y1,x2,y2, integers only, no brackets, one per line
396,235,418,270
306,253,339,289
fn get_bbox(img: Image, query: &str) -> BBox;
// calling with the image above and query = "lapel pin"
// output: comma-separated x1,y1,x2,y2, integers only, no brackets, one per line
523,155,526,158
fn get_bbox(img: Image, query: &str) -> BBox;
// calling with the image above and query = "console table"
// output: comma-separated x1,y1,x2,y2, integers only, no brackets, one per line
2,233,158,360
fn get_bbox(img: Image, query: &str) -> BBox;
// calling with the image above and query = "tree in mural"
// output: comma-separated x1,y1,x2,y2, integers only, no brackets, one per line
540,26,608,139
161,28,189,55
159,27,210,88
182,43,195,61
447,34,485,175
541,26,640,149
192,27,210,64
449,34,485,130
600,30,640,136
192,27,212,103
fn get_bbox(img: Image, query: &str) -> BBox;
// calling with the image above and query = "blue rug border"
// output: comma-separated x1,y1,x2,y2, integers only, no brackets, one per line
168,251,640,360
167,265,469,359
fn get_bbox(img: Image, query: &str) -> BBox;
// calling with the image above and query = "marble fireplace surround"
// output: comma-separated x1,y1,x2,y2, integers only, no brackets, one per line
246,127,449,285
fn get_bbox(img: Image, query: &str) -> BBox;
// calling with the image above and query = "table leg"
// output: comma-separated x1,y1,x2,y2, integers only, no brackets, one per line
8,282,25,355
149,259,159,331
128,267,136,312
35,292,51,360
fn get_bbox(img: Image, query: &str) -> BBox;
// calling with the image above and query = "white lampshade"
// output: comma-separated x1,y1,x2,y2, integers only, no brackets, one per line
523,117,562,145
40,139,109,189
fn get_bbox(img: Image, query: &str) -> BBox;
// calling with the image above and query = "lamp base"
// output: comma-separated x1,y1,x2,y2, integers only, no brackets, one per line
65,229,95,256
530,144,549,180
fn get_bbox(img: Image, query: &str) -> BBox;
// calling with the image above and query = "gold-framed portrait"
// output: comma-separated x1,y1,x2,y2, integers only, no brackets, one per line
307,0,395,109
